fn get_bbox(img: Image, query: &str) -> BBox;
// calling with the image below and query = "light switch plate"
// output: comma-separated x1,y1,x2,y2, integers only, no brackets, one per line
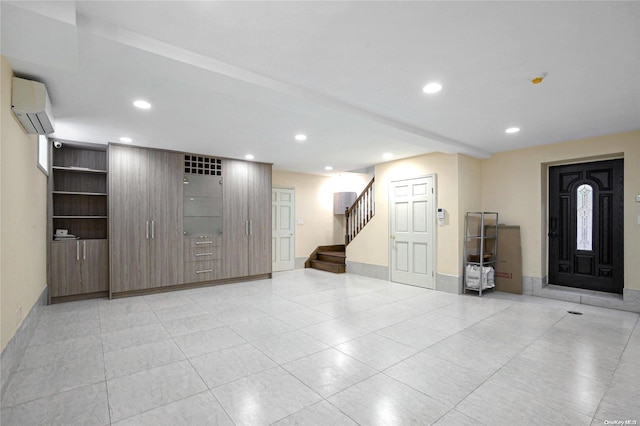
636,194,640,202
297,218,304,225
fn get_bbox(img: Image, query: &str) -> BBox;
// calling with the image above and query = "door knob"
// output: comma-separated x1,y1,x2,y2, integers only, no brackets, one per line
390,235,396,239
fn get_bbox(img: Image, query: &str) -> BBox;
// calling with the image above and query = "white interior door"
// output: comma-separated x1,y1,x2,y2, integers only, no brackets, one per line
272,187,295,272
390,176,435,288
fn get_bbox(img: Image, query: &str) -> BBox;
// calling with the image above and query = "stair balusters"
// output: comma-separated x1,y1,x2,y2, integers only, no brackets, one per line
345,177,375,245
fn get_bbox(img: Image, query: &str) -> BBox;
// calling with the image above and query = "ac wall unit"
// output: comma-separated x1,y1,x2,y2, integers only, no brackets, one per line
11,77,55,135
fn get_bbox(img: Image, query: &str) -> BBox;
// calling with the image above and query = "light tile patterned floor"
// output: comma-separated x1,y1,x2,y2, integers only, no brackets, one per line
1,269,639,425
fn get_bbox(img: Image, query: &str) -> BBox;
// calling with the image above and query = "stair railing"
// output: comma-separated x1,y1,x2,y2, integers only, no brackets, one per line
345,177,375,246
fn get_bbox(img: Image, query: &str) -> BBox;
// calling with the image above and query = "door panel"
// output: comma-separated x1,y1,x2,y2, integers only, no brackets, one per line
390,176,435,288
413,243,428,275
413,201,427,232
548,159,623,293
222,160,249,278
395,203,409,232
50,241,82,297
272,188,295,272
149,151,183,287
81,239,109,293
395,242,409,271
109,145,150,292
248,163,272,275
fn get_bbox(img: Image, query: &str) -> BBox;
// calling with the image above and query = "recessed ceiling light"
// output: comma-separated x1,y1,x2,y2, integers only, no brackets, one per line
119,137,133,143
294,134,307,142
505,127,520,134
383,153,394,160
245,154,255,160
133,99,152,109
324,166,333,171
422,82,442,94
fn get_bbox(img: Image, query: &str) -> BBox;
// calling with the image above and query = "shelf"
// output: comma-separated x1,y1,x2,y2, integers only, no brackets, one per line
49,146,109,252
52,238,107,242
53,191,107,196
463,212,499,297
53,216,108,219
52,166,107,174
464,287,494,293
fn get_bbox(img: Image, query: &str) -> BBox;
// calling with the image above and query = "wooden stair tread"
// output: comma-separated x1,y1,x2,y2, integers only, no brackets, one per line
317,251,346,257
310,260,346,273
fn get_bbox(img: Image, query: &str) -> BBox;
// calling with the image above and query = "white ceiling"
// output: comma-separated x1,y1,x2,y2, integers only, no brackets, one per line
2,1,639,174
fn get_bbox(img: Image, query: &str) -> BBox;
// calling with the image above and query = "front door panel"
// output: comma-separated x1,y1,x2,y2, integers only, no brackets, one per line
548,159,623,293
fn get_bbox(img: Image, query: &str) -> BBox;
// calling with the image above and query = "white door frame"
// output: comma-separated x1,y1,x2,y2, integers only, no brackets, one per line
272,186,296,272
388,174,437,289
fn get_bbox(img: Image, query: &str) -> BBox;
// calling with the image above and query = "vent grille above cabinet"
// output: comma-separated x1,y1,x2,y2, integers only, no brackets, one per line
184,155,222,175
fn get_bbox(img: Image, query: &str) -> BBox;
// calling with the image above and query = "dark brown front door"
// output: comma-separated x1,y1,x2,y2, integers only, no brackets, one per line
548,159,623,294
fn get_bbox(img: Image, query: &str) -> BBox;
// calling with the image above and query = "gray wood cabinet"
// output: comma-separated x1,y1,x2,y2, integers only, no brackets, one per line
48,142,109,303
222,160,272,278
248,162,272,275
222,160,249,278
50,240,108,297
109,145,183,294
109,145,150,293
108,145,270,296
149,150,184,288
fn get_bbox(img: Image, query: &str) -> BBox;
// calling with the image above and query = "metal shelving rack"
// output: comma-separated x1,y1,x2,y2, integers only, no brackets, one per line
463,212,499,296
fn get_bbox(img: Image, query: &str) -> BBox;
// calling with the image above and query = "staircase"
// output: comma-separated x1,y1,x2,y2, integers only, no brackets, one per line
305,244,346,274
305,177,374,274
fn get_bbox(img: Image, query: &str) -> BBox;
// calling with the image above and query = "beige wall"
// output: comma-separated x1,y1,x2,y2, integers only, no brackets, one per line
347,152,474,277
457,154,483,273
1,56,48,351
346,133,638,291
272,170,368,259
481,130,640,290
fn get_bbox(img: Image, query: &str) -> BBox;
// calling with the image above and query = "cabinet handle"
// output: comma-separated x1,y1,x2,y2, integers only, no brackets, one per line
249,220,253,235
151,220,155,239
195,269,213,274
245,220,249,235
76,241,80,261
196,252,213,257
83,241,86,260
146,221,149,240
195,241,212,245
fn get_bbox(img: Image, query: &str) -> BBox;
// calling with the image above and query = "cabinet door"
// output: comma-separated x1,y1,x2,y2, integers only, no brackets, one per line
248,163,272,275
109,145,150,292
50,241,82,297
81,240,109,293
148,151,184,287
222,159,249,278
